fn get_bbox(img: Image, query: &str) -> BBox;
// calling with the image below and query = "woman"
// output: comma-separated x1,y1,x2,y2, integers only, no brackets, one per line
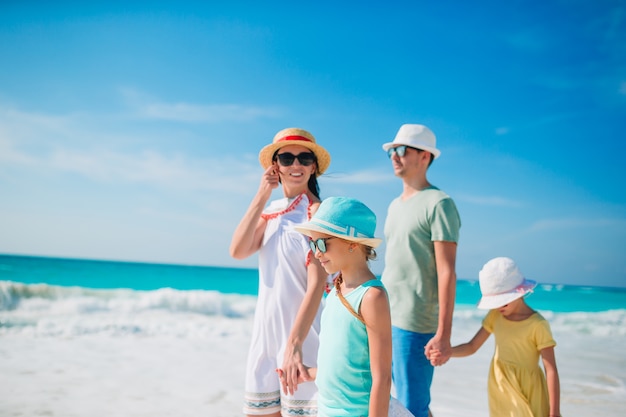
230,127,331,417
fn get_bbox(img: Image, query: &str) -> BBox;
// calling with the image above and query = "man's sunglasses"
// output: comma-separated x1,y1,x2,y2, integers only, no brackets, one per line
387,145,421,158
309,237,334,254
275,152,316,167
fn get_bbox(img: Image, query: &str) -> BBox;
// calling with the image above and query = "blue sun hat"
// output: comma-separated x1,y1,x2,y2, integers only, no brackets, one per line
477,257,537,309
294,197,382,248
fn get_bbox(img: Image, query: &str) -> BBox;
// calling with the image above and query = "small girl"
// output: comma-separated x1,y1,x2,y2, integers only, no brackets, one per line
435,257,561,417
278,196,413,417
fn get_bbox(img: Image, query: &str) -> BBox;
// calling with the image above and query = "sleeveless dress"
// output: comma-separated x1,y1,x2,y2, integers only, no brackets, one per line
483,310,556,417
243,193,323,417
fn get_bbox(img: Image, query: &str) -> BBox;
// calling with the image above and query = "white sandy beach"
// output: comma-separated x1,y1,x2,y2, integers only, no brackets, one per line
1,308,625,417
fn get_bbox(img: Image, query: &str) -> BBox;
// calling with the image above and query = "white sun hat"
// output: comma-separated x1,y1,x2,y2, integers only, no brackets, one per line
381,124,441,159
477,257,537,310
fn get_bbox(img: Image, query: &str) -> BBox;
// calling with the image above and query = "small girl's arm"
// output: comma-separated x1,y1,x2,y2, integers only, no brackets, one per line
541,346,561,417
449,327,490,358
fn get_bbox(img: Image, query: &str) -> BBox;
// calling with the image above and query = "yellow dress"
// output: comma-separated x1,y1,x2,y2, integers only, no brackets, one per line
482,310,556,417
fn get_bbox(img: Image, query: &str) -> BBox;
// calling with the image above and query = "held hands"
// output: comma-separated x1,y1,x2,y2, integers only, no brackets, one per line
276,367,314,395
425,335,452,366
426,348,443,365
279,345,311,395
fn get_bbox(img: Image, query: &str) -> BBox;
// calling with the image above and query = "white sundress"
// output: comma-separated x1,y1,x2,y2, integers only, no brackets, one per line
243,193,323,417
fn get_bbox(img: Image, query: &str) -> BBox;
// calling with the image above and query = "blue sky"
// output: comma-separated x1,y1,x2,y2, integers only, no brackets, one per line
1,1,625,288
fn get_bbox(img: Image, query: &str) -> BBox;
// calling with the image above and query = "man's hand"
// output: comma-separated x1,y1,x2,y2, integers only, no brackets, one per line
425,334,452,366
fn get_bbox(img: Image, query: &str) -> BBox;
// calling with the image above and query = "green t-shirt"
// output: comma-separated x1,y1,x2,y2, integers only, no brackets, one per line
381,186,461,333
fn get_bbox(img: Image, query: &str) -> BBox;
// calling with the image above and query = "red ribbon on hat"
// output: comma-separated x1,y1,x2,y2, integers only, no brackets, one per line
279,135,313,143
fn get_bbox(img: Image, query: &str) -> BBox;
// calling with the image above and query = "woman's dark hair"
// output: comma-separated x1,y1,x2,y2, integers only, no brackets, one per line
272,149,321,199
308,175,321,199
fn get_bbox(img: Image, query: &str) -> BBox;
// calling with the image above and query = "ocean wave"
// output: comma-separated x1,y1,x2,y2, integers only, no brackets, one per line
453,307,626,337
2,281,625,338
0,280,257,318
0,280,260,338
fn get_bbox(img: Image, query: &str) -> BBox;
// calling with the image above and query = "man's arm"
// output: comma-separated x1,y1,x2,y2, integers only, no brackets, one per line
424,241,457,366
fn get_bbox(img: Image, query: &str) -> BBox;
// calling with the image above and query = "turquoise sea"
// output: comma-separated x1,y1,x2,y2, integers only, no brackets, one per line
1,253,625,313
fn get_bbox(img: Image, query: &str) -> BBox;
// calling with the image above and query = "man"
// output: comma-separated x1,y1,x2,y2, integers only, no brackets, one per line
381,124,461,417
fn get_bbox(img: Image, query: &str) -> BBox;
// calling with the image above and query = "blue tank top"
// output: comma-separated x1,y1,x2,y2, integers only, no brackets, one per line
316,279,385,417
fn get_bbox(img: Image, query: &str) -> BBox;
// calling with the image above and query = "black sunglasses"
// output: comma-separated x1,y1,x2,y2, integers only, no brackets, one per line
309,237,334,253
275,152,316,167
387,145,421,158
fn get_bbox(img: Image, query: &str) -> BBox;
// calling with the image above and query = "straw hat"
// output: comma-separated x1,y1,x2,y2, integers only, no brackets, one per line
382,124,441,159
294,197,382,248
258,127,331,174
477,257,537,310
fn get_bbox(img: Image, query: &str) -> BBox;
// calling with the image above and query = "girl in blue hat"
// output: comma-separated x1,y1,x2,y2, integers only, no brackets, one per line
278,196,413,417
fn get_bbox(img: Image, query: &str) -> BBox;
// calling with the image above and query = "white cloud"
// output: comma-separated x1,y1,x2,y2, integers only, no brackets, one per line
0,137,37,166
0,105,81,148
138,102,282,123
46,147,260,194
0,99,274,195
119,88,283,123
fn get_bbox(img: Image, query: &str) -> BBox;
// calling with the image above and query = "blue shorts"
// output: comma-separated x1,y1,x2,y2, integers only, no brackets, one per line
391,326,435,417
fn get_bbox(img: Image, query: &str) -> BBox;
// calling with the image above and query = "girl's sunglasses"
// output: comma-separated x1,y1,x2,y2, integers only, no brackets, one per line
309,237,334,253
275,152,316,167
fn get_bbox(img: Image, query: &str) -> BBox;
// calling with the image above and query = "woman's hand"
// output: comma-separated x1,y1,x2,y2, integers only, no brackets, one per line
279,344,314,395
276,366,315,394
259,164,280,195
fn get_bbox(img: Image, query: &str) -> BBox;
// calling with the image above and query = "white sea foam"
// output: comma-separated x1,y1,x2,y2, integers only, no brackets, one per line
0,281,257,335
1,280,625,416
